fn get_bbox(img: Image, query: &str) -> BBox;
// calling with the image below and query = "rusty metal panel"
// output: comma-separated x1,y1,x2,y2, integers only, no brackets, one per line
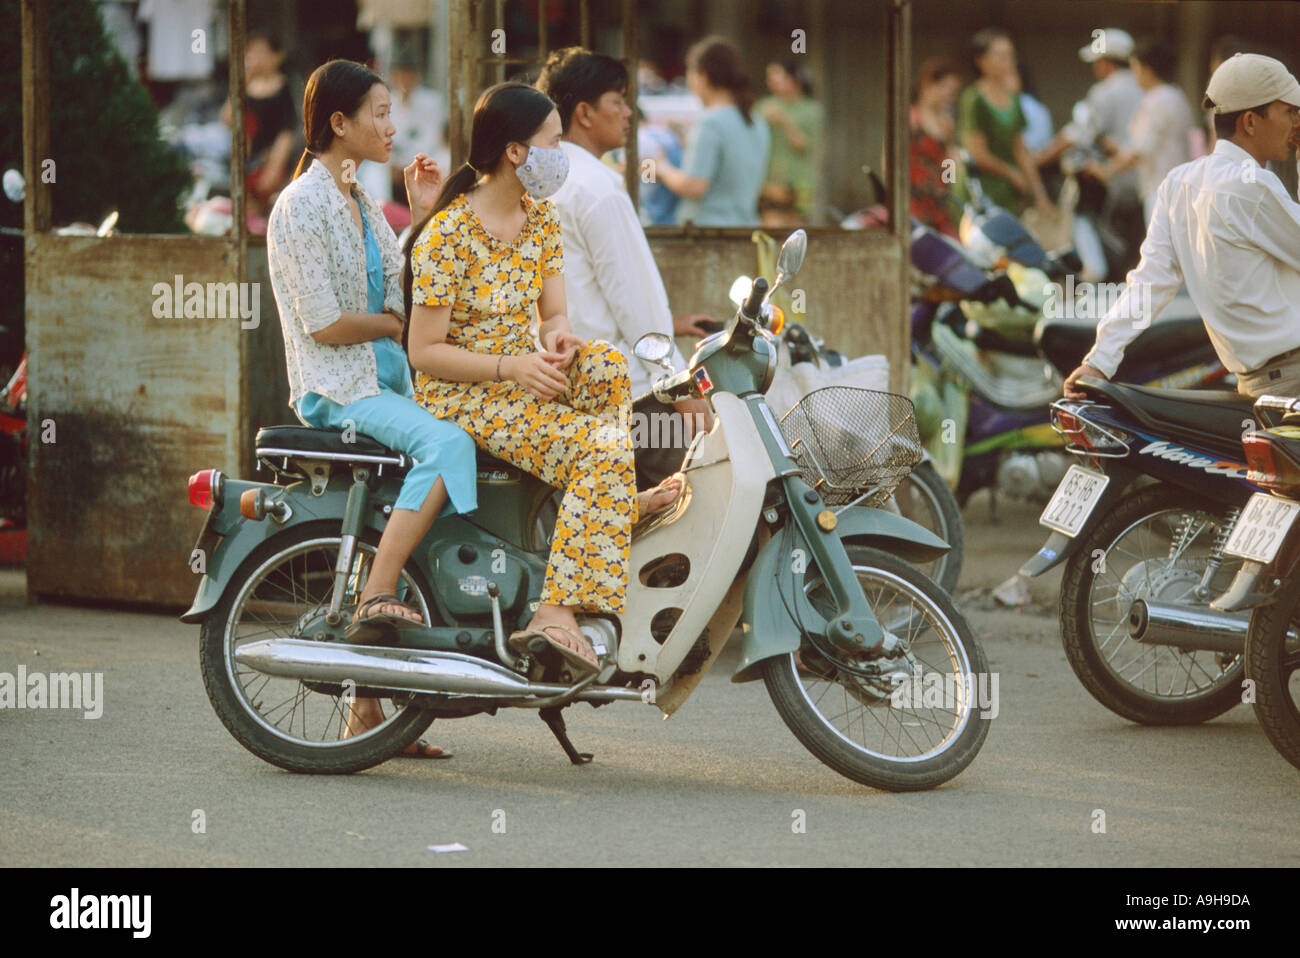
645,232,908,393
26,234,243,606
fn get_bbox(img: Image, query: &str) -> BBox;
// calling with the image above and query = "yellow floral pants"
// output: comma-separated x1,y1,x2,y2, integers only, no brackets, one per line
416,340,638,613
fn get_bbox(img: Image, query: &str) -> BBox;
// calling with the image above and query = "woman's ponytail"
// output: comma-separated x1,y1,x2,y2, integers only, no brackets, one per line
400,82,556,340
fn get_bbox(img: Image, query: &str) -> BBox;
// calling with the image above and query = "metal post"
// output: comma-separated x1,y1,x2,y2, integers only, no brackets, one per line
580,0,589,49
886,0,911,392
622,0,639,210
20,0,51,236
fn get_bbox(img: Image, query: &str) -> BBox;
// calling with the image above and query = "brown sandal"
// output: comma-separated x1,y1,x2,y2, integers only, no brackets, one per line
508,624,601,676
345,593,425,642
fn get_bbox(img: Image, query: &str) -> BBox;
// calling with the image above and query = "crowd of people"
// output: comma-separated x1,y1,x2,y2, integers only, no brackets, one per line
906,25,1295,270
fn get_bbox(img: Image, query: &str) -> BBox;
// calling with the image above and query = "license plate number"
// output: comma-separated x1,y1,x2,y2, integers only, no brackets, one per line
1039,466,1110,537
1223,493,1300,564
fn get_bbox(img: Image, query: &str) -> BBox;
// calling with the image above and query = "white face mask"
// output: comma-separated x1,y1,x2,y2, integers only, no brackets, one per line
514,144,569,199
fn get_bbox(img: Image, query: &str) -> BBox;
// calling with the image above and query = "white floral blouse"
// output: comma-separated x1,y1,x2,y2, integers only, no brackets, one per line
266,158,407,407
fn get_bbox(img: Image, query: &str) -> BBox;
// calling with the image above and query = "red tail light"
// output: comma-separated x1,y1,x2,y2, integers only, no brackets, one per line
188,469,222,509
1243,434,1300,496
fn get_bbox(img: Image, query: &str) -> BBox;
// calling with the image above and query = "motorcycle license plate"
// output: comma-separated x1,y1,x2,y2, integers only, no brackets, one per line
1223,493,1300,564
1039,466,1109,537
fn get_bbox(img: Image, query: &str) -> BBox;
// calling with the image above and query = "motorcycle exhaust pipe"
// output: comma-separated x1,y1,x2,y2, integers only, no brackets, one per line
1126,599,1247,654
233,638,643,702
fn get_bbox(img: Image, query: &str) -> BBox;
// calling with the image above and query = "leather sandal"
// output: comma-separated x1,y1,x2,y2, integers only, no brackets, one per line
345,593,425,642
508,624,601,676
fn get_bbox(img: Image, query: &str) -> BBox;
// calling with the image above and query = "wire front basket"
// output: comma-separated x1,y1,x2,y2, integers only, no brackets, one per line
778,387,924,507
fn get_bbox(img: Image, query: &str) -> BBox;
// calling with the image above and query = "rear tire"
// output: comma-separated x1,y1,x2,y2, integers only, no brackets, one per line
1058,484,1244,725
199,522,436,773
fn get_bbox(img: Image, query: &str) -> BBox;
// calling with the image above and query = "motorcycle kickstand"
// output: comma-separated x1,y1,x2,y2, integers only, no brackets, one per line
539,706,593,765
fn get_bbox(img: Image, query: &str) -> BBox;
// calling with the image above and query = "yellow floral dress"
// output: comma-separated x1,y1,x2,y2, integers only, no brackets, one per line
411,192,638,614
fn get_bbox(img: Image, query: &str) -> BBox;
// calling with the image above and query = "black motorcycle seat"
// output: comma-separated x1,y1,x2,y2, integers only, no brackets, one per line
1076,377,1253,457
1036,315,1211,376
255,425,513,472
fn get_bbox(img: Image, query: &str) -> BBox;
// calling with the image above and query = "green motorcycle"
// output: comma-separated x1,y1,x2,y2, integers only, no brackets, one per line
181,231,991,791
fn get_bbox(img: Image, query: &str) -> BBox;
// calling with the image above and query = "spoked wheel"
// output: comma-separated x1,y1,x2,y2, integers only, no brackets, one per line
199,522,436,773
1246,576,1300,770
762,545,991,791
1059,484,1245,725
884,460,964,593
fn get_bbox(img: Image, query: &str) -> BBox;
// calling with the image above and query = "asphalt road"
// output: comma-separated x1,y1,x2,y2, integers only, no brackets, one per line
2,493,1297,867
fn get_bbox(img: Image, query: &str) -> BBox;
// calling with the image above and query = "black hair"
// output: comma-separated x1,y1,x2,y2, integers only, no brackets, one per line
536,47,629,133
971,27,1013,76
687,36,755,124
1134,37,1176,84
401,82,557,319
246,30,284,54
1209,103,1271,140
770,57,813,97
1210,35,1251,68
292,59,385,179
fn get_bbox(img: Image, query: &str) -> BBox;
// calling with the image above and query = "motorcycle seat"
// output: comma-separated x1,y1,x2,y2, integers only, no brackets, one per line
1036,315,1211,376
1076,377,1254,458
255,426,513,473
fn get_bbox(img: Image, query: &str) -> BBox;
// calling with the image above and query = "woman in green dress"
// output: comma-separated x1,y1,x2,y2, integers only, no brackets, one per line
956,28,1051,216
757,59,825,226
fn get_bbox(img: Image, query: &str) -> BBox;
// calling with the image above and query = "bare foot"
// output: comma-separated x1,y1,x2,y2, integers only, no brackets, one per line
519,607,598,670
636,476,683,519
344,697,449,758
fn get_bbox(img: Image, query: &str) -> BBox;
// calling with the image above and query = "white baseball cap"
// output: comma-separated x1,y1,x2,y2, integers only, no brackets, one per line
1078,29,1134,64
1205,52,1300,113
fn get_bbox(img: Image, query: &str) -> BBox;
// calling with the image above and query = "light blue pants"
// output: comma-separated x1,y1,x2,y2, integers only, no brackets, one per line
297,340,477,516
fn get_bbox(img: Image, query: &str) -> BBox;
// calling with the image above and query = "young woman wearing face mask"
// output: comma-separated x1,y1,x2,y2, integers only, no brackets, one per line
267,60,478,756
403,82,683,676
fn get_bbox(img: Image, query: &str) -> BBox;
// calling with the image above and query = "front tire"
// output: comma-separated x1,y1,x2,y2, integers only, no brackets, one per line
199,521,436,774
762,545,991,791
1246,579,1300,770
1058,484,1244,725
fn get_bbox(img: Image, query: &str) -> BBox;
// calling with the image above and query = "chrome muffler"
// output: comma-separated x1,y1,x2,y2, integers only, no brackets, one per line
1126,599,1247,654
233,638,642,702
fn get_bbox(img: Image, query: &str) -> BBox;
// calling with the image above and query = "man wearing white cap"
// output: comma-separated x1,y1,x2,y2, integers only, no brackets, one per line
1065,53,1300,399
1039,29,1144,272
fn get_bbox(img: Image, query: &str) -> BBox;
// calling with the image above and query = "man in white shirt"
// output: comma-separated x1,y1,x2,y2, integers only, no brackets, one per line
1064,53,1300,400
537,48,715,485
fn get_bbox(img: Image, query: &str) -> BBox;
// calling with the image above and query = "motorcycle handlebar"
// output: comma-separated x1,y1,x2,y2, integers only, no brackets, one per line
742,277,769,320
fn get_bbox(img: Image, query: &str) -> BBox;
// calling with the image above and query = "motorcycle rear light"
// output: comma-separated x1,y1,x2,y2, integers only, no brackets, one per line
1243,435,1300,496
188,469,223,509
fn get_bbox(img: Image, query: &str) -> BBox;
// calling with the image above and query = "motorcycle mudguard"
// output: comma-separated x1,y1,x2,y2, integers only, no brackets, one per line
179,479,394,624
1019,465,1140,577
732,507,951,683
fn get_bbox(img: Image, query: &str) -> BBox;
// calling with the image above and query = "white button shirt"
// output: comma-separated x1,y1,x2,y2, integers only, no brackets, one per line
549,141,686,396
1084,139,1300,378
266,159,407,406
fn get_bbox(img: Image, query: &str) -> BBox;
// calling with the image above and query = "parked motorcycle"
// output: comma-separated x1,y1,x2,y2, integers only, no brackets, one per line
1208,395,1300,768
1022,375,1259,724
910,208,1229,508
183,231,992,790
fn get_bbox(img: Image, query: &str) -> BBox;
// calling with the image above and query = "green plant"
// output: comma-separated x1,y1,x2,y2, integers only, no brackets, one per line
0,0,193,233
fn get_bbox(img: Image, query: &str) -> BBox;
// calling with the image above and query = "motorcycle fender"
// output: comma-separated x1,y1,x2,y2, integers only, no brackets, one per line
835,505,951,563
1019,468,1138,577
733,525,820,684
179,480,388,624
732,508,947,684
